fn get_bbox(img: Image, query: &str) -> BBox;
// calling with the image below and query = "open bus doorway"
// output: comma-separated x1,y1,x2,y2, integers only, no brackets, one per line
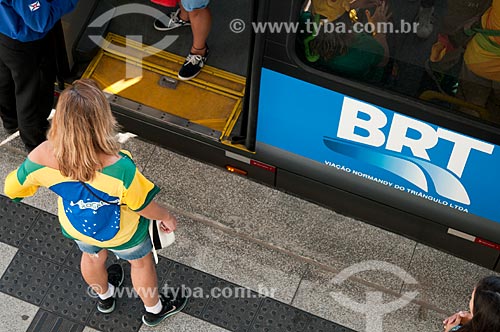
62,0,255,149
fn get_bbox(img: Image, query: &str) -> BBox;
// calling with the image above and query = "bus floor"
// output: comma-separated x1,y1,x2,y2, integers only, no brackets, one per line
0,127,498,332
105,0,252,77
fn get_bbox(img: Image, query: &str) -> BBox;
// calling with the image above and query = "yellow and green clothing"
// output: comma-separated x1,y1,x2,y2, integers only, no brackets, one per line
298,12,385,82
316,32,385,82
464,0,500,81
4,150,160,250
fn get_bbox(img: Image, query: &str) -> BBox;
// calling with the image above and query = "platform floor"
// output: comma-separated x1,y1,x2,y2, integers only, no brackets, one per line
0,195,349,332
2,0,500,331
1,122,499,332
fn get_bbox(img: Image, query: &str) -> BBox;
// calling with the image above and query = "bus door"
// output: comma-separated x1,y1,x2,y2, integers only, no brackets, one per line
61,0,258,152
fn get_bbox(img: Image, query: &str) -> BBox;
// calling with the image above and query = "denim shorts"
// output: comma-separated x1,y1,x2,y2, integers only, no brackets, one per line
181,0,210,11
75,235,153,261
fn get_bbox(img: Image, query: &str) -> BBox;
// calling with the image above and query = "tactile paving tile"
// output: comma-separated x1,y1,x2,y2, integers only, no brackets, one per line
21,212,75,264
160,260,219,318
0,250,61,305
304,315,356,332
41,267,97,325
151,255,173,286
202,280,263,331
86,258,169,332
249,298,313,332
27,309,84,332
87,292,143,332
0,195,39,247
65,245,84,271
84,261,140,332
0,198,355,332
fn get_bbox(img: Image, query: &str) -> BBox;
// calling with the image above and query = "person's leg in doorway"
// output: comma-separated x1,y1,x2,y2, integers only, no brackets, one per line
153,0,211,80
177,0,211,80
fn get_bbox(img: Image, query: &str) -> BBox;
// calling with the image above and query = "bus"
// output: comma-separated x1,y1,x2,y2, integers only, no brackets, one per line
61,0,500,271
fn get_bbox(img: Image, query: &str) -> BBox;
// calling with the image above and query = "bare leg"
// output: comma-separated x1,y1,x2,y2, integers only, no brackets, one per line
129,252,160,307
184,6,212,55
177,3,189,21
81,250,109,295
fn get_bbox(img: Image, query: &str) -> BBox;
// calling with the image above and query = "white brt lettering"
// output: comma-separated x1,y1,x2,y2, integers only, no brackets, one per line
337,97,494,177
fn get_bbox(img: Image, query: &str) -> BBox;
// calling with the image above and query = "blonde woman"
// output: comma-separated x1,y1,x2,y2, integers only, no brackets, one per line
3,79,187,327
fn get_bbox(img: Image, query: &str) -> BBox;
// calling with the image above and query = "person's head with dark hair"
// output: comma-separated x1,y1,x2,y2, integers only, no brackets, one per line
459,276,500,332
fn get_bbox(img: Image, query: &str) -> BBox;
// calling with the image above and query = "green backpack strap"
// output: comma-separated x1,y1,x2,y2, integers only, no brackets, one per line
465,22,500,55
465,21,500,37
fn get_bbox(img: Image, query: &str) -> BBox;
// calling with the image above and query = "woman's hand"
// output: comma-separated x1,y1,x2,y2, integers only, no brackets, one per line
366,1,392,25
159,216,177,233
137,201,178,233
443,311,472,332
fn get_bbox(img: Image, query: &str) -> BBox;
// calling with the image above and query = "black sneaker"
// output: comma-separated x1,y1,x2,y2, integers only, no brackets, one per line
178,46,209,81
154,9,191,31
96,264,124,314
142,290,188,327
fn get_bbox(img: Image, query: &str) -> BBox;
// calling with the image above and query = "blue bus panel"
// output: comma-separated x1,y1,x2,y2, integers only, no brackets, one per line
257,69,500,224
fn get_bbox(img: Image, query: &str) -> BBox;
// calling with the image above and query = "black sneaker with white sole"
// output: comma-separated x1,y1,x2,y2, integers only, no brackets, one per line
178,46,209,81
96,264,124,314
142,290,188,327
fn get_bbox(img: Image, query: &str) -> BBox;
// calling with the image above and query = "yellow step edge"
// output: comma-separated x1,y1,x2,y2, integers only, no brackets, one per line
106,33,246,96
103,51,242,101
103,42,245,98
82,33,248,146
108,33,246,84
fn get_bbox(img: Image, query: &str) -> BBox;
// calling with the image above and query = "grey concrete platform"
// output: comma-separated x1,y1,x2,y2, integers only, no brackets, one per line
0,195,352,332
1,123,499,332
144,145,418,292
0,142,354,332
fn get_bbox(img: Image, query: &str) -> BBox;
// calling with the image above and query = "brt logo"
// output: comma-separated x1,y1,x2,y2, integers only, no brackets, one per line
325,97,495,205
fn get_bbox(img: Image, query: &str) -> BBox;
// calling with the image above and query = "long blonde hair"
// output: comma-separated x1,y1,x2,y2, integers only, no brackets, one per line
47,79,120,182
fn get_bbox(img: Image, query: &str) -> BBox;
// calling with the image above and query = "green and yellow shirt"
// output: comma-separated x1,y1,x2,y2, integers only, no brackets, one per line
4,150,160,250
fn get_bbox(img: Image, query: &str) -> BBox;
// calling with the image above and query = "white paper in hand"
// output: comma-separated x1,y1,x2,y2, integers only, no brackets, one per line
149,220,175,264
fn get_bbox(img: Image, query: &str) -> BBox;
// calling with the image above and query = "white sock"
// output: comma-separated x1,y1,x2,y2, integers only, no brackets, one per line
98,283,115,300
145,299,163,314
